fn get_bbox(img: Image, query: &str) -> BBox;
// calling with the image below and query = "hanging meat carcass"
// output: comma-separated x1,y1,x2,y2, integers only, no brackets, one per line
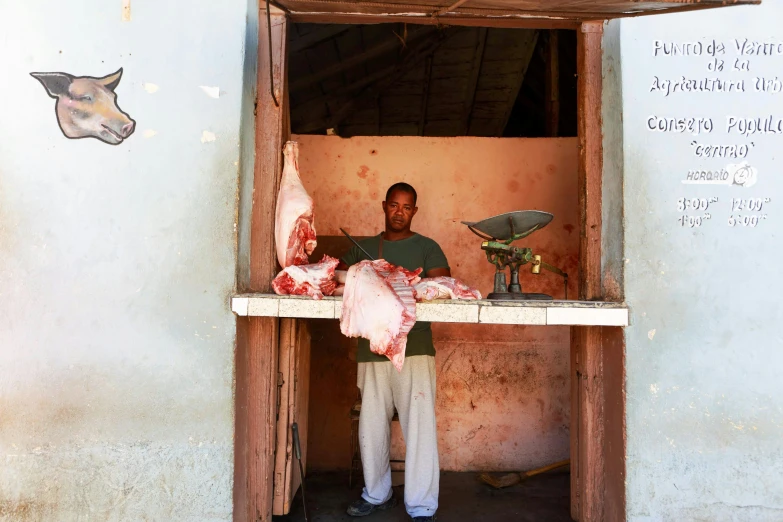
340,260,422,371
414,276,482,301
275,141,317,268
272,255,339,300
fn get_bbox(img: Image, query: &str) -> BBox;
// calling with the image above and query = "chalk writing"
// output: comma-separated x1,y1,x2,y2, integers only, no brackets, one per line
653,39,726,57
677,197,719,212
650,38,774,232
678,214,712,227
650,76,745,96
689,141,755,159
726,116,783,136
648,116,713,134
728,214,767,227
731,197,770,211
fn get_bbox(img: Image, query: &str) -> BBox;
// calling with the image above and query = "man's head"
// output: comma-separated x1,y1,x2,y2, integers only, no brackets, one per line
382,182,418,233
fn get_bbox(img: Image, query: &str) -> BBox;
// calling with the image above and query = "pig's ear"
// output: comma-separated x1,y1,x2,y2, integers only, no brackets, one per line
30,72,74,98
98,68,123,92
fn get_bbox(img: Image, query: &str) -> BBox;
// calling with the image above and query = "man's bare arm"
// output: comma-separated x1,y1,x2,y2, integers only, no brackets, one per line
425,267,451,278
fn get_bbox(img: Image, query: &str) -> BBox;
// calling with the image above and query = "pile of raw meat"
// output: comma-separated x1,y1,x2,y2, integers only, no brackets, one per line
340,260,422,371
271,140,481,369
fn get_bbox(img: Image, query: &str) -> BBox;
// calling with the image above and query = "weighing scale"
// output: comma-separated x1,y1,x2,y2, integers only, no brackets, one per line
462,211,569,301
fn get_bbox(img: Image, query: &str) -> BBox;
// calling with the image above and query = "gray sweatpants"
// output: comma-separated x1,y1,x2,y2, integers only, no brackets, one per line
357,355,439,518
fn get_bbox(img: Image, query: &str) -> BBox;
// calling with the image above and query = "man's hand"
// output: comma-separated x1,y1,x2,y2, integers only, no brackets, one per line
425,267,451,278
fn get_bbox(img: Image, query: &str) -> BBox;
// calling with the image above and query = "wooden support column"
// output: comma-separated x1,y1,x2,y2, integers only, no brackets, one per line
234,6,288,522
572,20,604,522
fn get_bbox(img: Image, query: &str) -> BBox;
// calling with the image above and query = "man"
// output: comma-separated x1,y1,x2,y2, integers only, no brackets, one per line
339,182,450,522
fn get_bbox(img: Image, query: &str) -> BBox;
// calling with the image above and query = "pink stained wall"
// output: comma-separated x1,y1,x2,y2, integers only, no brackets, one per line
295,135,578,472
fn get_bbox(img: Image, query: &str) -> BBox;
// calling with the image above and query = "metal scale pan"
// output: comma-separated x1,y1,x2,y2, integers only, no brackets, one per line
461,210,553,242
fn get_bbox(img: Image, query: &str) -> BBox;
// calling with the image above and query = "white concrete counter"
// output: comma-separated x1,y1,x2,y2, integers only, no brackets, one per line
231,294,629,326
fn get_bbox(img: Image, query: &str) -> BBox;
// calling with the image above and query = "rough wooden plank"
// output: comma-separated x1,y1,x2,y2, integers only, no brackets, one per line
576,325,604,522
244,8,288,522
570,327,580,522
602,326,626,522
273,319,295,515
575,20,605,522
577,21,603,301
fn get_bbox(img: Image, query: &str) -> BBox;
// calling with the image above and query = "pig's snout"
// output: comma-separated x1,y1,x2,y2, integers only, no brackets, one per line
121,121,135,138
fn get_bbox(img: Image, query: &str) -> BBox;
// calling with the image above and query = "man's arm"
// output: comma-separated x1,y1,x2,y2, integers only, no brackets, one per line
426,267,451,278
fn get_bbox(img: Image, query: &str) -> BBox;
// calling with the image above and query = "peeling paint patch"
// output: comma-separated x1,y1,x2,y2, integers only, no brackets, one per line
648,329,656,340
122,0,131,21
200,86,220,99
143,129,157,138
143,83,159,94
201,131,216,143
650,384,659,394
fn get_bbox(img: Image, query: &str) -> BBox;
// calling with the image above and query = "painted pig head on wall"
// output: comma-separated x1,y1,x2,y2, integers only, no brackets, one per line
30,68,135,145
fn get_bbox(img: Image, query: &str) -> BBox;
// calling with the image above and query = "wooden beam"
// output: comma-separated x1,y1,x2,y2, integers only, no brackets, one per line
573,20,604,522
494,30,538,136
418,55,433,135
290,25,433,92
288,12,581,29
545,31,560,137
290,24,350,53
461,27,487,135
236,8,288,522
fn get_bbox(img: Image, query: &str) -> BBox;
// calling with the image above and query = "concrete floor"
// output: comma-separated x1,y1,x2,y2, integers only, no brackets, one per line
274,469,571,522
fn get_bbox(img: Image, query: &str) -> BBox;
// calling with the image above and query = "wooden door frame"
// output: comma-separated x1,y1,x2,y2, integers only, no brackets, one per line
234,9,624,522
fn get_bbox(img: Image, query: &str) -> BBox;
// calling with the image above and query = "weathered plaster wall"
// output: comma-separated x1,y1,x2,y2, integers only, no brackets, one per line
611,2,783,519
0,2,250,520
295,135,577,472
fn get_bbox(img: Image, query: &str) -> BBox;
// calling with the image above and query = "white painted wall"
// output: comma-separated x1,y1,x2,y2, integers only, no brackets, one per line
609,1,783,519
0,2,253,520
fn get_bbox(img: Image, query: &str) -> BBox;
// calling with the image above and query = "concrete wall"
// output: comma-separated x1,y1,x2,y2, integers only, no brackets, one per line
295,135,577,472
610,2,783,519
0,2,252,520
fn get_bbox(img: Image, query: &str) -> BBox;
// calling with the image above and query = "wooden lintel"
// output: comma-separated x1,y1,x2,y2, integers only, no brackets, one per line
288,12,581,29
461,27,487,135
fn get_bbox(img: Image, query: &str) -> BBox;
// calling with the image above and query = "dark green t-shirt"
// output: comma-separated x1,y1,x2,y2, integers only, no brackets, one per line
341,233,450,363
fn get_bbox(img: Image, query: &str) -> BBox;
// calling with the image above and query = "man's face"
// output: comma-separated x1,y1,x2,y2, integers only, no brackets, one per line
382,189,418,232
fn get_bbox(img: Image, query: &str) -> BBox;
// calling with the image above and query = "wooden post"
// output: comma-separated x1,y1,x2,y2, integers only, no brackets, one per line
234,6,288,522
572,20,604,522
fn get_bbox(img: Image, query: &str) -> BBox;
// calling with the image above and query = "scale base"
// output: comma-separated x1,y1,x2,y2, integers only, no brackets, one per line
487,292,552,301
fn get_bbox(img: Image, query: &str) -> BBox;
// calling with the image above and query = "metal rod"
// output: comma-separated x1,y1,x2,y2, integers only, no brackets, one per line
266,0,279,108
339,228,376,261
292,423,309,522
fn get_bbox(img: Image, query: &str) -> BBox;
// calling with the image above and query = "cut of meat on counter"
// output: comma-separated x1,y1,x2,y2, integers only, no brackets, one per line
272,255,339,300
274,141,316,268
340,260,422,371
414,277,482,301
